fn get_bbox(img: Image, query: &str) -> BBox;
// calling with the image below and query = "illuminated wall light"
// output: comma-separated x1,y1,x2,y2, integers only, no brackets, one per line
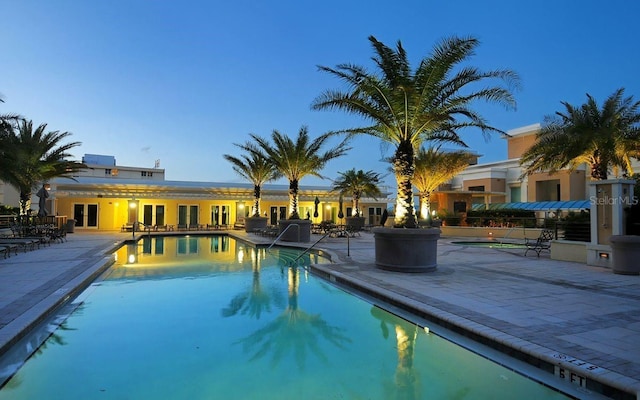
128,254,136,264
598,252,609,259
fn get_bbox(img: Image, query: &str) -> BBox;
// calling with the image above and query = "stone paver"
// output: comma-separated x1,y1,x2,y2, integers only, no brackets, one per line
0,230,639,399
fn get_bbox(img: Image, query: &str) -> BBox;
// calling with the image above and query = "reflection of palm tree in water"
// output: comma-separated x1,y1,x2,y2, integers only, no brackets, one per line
372,307,472,400
371,306,421,400
5,312,80,390
235,267,350,369
221,249,283,319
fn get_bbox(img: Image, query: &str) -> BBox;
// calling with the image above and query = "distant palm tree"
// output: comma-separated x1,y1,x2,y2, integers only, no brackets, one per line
0,119,85,215
521,88,640,180
413,146,475,219
312,35,519,227
332,169,383,217
224,143,281,217
248,126,350,220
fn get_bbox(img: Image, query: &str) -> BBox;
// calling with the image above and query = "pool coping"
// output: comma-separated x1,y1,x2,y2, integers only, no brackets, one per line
306,262,638,400
0,255,115,357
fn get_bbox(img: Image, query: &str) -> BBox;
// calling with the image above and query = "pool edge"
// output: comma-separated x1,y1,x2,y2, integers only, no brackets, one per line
308,263,637,400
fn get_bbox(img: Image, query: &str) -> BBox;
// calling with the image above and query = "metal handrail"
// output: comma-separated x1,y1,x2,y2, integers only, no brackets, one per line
267,223,299,250
289,230,332,265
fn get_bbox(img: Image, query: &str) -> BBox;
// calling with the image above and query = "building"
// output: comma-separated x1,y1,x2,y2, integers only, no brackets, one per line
432,123,603,217
1,154,390,231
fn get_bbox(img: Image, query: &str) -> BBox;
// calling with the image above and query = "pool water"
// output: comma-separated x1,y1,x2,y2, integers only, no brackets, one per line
0,236,571,399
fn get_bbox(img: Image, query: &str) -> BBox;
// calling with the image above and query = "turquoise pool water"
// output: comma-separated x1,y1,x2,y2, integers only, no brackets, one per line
0,236,571,399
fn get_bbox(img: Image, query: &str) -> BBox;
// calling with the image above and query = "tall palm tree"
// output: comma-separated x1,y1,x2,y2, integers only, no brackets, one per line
248,126,350,220
1,119,85,215
413,146,475,219
312,35,519,227
224,143,281,217
521,88,640,180
331,169,383,217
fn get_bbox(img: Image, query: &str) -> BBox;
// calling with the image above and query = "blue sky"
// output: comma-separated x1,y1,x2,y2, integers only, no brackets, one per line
3,0,639,188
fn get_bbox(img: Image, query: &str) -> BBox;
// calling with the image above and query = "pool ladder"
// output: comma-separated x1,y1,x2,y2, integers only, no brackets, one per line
267,223,299,250
267,224,335,266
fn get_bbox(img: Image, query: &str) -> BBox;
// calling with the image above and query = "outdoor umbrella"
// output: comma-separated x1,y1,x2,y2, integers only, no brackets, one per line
313,196,319,218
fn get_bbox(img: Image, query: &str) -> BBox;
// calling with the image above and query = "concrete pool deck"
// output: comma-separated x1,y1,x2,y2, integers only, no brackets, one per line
0,230,638,399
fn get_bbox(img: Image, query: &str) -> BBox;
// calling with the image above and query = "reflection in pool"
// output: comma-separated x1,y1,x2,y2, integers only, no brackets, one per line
0,236,571,399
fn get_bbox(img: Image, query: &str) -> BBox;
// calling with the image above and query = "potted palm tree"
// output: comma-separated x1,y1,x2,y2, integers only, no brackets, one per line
224,142,280,233
332,168,383,231
248,126,350,242
313,35,519,271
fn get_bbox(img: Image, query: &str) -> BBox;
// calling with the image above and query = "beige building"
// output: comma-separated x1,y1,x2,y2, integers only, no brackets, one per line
433,123,602,217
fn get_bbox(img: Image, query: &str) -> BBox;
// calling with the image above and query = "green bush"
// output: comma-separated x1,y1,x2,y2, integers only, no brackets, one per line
466,209,536,228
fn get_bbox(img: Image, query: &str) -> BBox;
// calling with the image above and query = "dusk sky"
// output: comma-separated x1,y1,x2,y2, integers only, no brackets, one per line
3,0,639,189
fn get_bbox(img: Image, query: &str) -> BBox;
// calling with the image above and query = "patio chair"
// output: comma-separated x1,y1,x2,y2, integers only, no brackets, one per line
524,229,554,257
0,243,19,257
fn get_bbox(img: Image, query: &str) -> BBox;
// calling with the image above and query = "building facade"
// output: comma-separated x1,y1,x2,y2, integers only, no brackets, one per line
432,123,597,216
4,154,390,231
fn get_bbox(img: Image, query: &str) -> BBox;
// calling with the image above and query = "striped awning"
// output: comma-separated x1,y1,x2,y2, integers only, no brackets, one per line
471,200,591,211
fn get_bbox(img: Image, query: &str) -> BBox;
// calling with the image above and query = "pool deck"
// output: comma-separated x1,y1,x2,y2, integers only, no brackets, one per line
0,230,638,399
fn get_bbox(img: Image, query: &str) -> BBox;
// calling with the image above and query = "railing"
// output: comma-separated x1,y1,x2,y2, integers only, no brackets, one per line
289,230,333,265
554,221,591,242
267,223,299,250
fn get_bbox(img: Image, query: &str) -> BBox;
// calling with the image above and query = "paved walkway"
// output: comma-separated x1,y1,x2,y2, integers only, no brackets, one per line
0,230,638,399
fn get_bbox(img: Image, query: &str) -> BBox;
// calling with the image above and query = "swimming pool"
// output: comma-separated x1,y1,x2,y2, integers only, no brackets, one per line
0,236,572,399
452,240,528,249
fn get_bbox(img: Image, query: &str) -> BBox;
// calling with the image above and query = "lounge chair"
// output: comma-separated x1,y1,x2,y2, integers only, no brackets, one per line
524,229,554,257
0,238,39,251
0,243,19,257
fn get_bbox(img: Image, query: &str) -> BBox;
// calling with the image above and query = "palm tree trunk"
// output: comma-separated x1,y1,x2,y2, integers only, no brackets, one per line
289,179,300,219
19,190,31,216
253,185,261,217
393,141,418,228
591,157,609,180
419,191,431,220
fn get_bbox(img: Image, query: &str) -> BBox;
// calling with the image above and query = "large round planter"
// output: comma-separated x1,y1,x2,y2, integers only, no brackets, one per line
278,219,311,243
345,216,365,231
610,235,640,275
373,227,440,272
244,216,268,233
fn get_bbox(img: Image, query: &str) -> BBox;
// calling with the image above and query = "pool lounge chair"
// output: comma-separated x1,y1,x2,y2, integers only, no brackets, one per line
0,238,39,251
0,243,19,258
524,229,554,257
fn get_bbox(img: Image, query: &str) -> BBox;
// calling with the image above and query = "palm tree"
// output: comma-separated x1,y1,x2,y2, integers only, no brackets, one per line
521,88,640,180
331,169,383,217
248,126,350,220
1,119,85,215
0,96,21,177
224,143,280,217
312,35,519,227
413,146,475,219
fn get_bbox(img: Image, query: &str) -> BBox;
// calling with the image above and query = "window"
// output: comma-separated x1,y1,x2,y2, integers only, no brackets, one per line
141,171,153,177
468,185,485,192
453,201,467,213
105,169,111,175
510,187,521,203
